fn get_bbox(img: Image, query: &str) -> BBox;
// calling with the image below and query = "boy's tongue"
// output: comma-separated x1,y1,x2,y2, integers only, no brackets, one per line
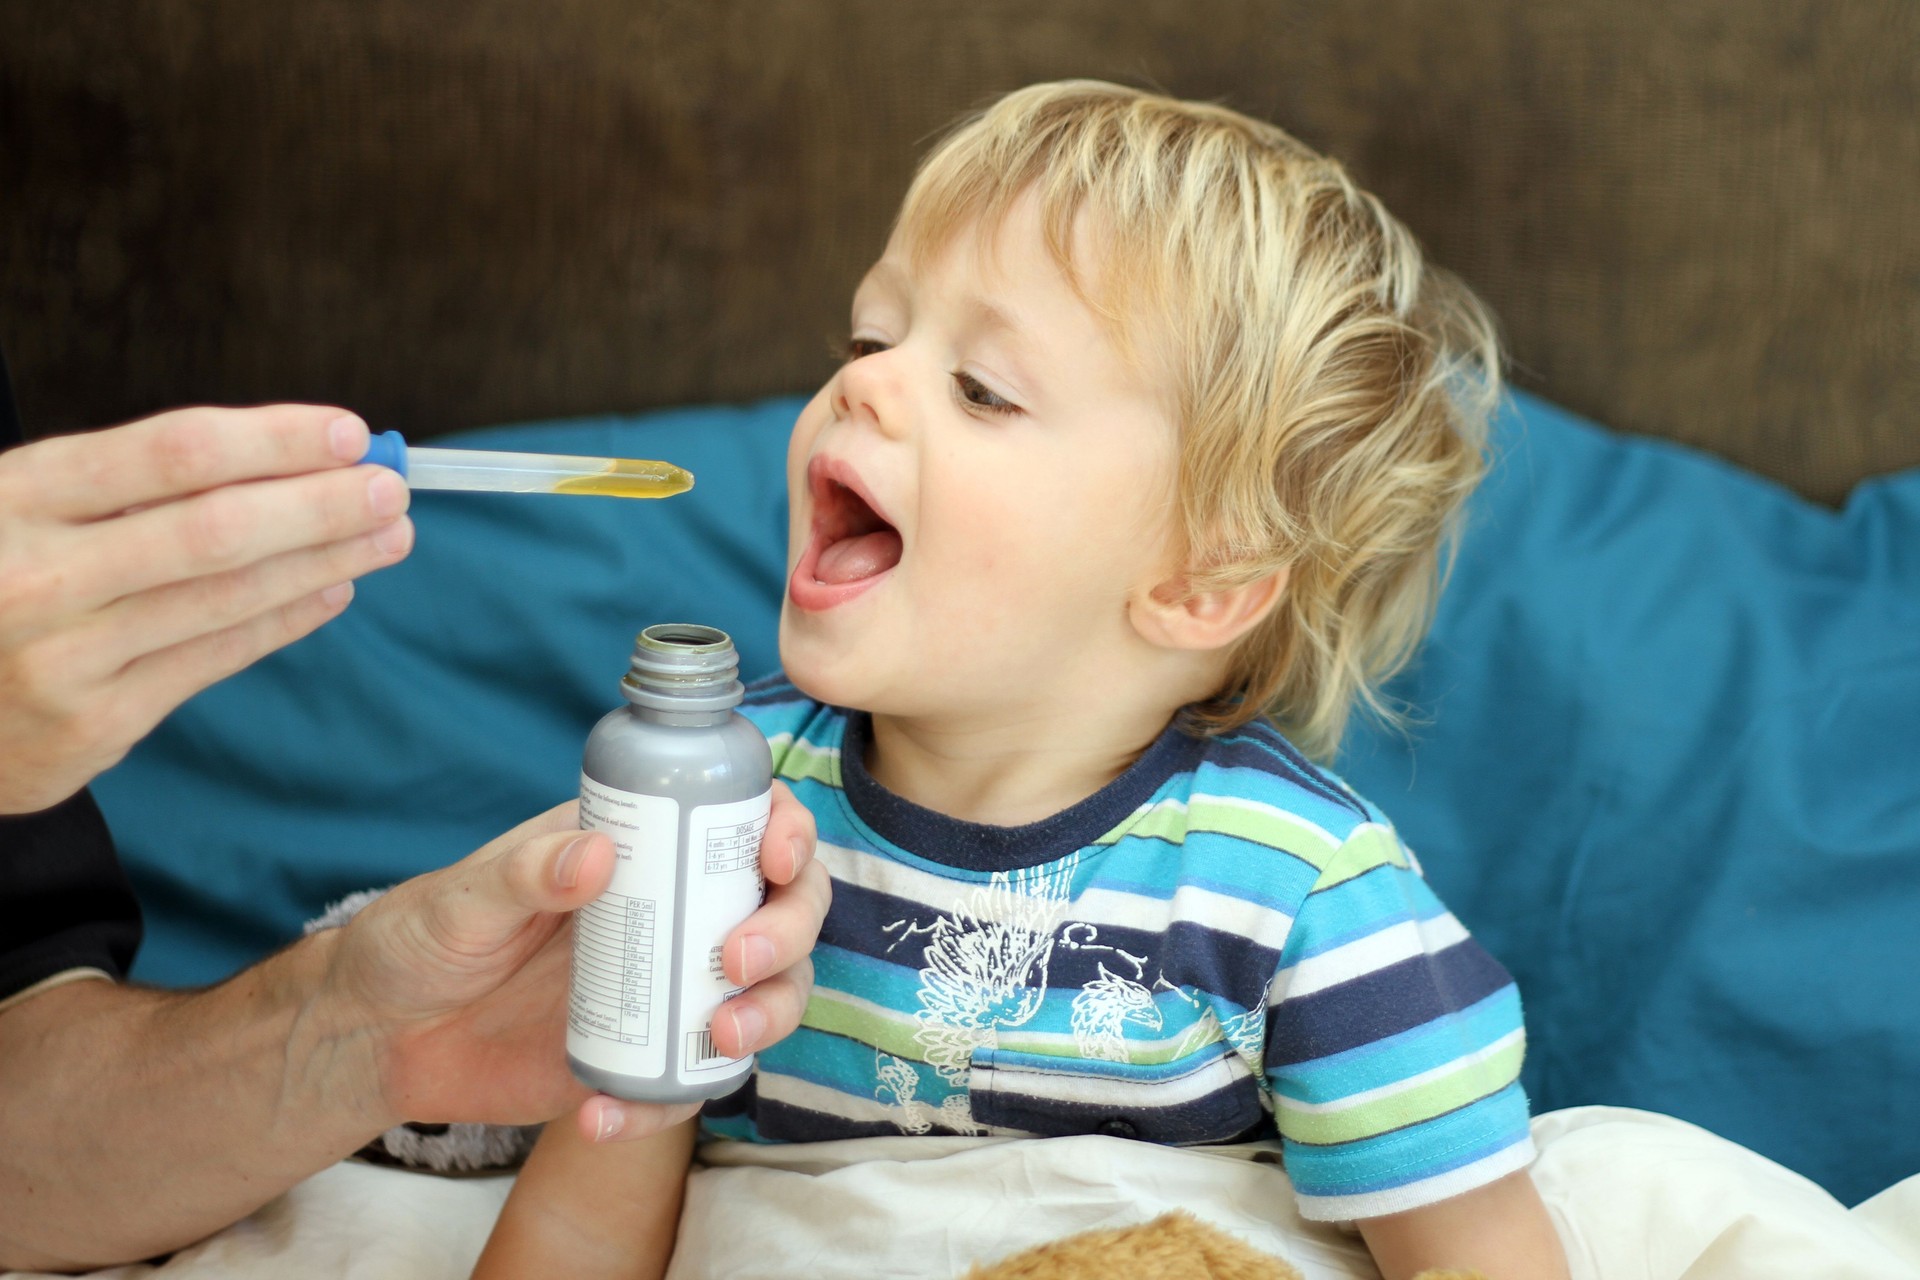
816,530,903,584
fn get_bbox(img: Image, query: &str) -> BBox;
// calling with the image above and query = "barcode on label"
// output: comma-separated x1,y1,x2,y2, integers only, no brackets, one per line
686,1026,719,1068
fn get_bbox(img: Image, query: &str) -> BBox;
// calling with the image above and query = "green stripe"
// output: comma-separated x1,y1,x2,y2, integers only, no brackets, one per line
1313,824,1408,889
774,736,843,788
806,991,1226,1068
1277,1036,1525,1146
804,992,926,1060
1096,796,1344,869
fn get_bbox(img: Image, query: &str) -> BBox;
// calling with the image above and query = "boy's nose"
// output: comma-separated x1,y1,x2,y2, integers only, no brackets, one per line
833,363,909,442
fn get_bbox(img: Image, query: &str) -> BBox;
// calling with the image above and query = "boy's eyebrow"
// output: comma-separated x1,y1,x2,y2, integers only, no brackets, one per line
865,260,1035,346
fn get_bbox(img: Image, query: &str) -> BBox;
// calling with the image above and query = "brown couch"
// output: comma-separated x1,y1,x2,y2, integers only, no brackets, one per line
2,2,1914,503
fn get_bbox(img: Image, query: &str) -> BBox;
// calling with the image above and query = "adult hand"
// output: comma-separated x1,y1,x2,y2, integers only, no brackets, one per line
0,404,412,813
321,784,829,1143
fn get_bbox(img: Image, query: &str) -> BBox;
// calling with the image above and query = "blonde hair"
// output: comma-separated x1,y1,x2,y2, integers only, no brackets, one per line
895,80,1500,760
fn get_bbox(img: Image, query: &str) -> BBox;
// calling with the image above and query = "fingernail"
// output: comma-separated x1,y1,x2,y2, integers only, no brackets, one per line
729,1004,768,1053
554,837,591,890
328,414,369,462
739,934,776,985
595,1103,625,1143
788,834,812,875
372,518,412,558
321,581,355,609
368,470,410,519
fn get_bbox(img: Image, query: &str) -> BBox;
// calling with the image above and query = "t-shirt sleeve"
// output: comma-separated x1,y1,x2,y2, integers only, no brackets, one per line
1263,817,1533,1221
0,789,144,1002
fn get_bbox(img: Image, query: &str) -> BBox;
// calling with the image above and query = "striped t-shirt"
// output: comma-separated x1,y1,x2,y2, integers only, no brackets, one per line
703,677,1535,1220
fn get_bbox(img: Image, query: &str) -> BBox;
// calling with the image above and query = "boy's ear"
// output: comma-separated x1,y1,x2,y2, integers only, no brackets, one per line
1129,565,1288,653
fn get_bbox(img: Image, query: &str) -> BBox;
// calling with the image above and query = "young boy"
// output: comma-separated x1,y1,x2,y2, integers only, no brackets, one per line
477,81,1568,1279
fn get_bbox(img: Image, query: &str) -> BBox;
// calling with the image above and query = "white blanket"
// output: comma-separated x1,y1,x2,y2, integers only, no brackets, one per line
9,1108,1917,1279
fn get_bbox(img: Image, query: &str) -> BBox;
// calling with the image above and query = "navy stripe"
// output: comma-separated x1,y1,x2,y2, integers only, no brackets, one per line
1209,726,1368,821
820,878,1277,1008
840,711,1211,871
972,1070,1267,1145
1156,919,1281,1012
1264,940,1515,1068
702,1072,757,1118
747,1097,976,1141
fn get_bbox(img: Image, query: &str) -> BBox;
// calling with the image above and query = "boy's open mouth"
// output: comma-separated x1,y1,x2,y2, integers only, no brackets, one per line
791,456,902,610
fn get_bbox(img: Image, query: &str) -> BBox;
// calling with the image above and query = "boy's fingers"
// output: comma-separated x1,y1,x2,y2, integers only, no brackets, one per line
577,1097,701,1145
27,404,370,522
723,857,830,988
709,957,815,1061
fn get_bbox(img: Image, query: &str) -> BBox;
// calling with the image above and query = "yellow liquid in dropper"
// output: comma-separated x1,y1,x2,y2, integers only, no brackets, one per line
551,459,695,499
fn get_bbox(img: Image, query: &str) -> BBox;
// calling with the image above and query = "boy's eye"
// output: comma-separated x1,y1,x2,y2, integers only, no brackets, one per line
953,372,1019,416
838,337,890,362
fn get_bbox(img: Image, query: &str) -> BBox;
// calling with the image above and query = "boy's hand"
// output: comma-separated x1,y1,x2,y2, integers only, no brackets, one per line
318,785,828,1141
0,404,412,813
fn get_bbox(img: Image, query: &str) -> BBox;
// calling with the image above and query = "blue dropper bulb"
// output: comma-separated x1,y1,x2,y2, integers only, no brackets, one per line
359,430,410,479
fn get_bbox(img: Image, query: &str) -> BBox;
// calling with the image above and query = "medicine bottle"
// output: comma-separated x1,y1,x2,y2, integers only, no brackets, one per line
566,623,772,1102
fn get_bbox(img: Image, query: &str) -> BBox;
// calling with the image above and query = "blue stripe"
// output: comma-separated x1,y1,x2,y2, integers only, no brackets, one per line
1281,1082,1532,1196
1276,869,1448,962
1208,727,1367,822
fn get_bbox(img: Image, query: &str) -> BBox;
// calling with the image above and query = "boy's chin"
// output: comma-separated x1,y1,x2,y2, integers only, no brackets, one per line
776,618,876,710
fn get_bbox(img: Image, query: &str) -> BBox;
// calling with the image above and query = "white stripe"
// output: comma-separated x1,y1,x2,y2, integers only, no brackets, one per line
1190,792,1343,852
1276,1027,1526,1116
1168,883,1294,946
1267,912,1469,1004
973,1051,1253,1111
1293,1137,1536,1223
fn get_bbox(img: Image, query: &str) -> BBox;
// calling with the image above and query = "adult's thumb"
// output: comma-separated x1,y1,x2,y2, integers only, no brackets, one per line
418,808,615,951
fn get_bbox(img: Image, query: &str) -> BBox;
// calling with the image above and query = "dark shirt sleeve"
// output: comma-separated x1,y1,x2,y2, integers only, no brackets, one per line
0,346,144,1000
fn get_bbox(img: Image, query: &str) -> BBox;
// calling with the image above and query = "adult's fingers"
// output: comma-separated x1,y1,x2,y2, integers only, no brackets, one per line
112,582,364,739
760,780,817,885
62,464,410,610
722,855,831,991
82,517,413,670
12,404,371,522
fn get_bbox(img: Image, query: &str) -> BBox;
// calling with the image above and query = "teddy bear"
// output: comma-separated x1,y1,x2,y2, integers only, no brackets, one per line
962,1211,1484,1280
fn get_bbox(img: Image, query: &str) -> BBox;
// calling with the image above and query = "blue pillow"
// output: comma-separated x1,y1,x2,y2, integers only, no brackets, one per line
93,392,1920,1205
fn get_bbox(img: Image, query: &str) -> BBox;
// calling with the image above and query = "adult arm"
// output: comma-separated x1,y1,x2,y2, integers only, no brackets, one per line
0,790,828,1271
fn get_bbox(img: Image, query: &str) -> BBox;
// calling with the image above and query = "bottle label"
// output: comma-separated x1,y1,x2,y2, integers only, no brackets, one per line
566,775,770,1086
677,791,771,1083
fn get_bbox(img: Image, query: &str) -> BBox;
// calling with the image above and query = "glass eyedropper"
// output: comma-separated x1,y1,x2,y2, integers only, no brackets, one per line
357,430,693,500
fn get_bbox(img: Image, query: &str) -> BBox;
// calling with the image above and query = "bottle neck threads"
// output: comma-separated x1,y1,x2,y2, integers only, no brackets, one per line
620,623,744,716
